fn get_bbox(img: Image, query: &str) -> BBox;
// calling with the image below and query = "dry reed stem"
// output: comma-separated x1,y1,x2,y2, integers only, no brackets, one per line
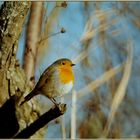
60,97,66,139
73,9,117,64
71,90,77,139
81,9,116,42
77,63,124,99
72,50,88,64
81,18,118,43
102,41,133,137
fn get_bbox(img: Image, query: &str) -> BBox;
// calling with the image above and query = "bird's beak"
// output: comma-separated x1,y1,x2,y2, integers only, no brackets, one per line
71,63,75,66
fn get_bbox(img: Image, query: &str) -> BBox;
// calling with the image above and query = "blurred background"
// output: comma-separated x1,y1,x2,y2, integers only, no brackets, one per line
15,1,140,138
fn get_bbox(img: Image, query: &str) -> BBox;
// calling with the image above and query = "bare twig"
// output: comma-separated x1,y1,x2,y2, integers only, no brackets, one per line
102,41,133,137
38,27,66,44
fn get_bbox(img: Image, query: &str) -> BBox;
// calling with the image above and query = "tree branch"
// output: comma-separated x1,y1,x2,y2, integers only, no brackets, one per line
14,104,67,138
0,96,19,138
23,2,43,88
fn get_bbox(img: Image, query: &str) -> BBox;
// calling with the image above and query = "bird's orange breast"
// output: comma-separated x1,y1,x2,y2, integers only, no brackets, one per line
59,66,74,84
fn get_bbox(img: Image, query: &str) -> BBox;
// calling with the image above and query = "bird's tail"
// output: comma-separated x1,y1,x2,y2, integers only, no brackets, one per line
20,90,38,106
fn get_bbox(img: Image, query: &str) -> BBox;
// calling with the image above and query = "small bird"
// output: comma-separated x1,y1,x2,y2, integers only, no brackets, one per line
20,58,75,106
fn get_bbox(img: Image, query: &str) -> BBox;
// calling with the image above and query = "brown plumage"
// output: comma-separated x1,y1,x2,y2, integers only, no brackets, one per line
20,58,75,106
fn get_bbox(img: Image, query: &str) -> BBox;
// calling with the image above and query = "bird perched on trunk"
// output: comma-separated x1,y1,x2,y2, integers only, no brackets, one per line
20,58,75,106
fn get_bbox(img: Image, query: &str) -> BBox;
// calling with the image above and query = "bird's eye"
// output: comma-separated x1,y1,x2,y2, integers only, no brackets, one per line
62,62,65,65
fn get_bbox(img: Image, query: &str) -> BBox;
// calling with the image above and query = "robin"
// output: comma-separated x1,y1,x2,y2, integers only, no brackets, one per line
20,58,75,106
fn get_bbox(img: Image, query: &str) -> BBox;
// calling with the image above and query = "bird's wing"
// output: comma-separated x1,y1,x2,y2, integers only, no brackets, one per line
35,66,55,90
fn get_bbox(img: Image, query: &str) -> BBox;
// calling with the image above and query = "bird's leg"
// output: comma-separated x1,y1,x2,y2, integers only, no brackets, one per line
50,98,60,107
52,98,56,102
53,98,61,105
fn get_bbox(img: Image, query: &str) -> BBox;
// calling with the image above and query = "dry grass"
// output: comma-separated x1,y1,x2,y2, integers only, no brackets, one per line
72,50,89,64
76,2,136,138
102,41,133,137
77,63,124,99
80,9,117,43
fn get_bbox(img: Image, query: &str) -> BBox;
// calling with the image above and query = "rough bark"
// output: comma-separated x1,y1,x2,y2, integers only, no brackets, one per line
0,2,31,105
